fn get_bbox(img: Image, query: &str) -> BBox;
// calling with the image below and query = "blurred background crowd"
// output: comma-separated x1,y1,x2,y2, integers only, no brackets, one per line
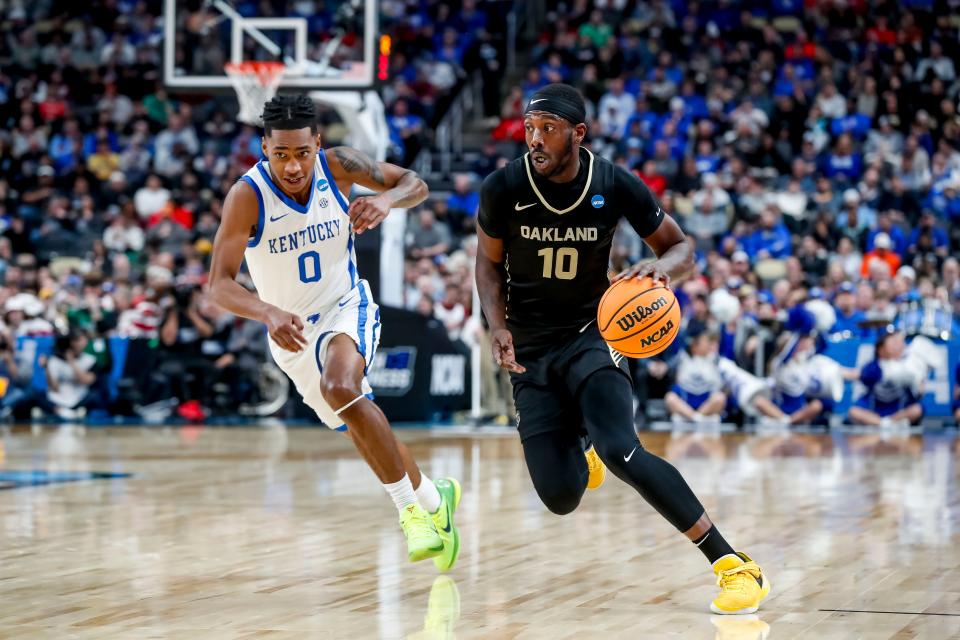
0,0,957,425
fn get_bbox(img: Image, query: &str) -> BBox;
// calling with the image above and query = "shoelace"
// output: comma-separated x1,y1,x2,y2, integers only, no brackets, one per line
404,507,436,541
716,561,761,592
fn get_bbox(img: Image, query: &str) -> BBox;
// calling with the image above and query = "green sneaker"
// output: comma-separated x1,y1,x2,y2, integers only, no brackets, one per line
399,503,444,562
431,477,462,572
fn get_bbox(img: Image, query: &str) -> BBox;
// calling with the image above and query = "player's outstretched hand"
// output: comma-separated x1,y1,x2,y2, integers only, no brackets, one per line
265,307,307,353
348,194,391,234
613,260,670,286
491,329,526,374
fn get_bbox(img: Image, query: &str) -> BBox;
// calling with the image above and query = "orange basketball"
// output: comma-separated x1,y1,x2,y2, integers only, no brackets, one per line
597,276,681,358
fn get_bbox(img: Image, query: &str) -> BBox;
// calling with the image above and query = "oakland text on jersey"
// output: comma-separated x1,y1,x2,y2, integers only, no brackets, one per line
519,225,598,242
268,219,344,254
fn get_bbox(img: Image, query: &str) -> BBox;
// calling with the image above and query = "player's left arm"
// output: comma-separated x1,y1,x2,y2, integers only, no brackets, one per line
613,167,694,285
324,146,429,234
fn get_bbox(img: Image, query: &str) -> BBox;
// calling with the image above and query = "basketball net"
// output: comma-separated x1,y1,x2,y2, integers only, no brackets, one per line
225,61,287,125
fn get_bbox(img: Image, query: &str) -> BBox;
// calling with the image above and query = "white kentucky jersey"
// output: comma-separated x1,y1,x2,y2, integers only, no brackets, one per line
241,152,358,319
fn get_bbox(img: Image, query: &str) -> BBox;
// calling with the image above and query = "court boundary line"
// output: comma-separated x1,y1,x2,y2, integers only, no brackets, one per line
819,609,960,617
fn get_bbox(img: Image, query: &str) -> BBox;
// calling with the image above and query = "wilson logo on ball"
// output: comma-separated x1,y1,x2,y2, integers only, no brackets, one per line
615,296,668,332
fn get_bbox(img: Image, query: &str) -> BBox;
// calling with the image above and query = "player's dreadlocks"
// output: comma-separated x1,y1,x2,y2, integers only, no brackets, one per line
261,94,318,135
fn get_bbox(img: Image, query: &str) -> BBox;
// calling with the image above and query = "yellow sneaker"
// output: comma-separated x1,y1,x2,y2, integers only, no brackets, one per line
710,614,771,640
585,445,606,490
399,503,444,562
431,477,461,572
711,552,770,614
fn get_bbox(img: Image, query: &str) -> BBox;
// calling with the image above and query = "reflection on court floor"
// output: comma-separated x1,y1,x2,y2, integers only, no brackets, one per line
0,424,957,638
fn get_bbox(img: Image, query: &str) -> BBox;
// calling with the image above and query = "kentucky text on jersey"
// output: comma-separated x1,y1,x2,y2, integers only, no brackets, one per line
268,219,343,254
519,225,599,242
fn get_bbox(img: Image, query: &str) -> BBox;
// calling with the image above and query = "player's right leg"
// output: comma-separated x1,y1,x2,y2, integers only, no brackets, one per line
396,440,462,572
576,367,770,613
319,334,443,562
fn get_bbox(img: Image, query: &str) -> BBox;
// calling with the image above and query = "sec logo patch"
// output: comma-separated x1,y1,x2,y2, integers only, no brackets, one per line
591,195,605,208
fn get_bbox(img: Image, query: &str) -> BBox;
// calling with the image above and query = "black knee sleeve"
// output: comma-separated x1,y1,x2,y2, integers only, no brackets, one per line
521,432,588,516
537,482,584,515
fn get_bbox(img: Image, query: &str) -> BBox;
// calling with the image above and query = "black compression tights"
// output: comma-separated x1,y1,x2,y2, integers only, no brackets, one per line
522,368,706,532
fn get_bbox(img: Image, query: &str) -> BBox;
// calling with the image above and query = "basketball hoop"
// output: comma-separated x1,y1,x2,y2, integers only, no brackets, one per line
225,61,287,125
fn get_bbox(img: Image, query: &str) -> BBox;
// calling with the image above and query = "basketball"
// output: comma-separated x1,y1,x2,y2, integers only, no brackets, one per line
597,277,681,358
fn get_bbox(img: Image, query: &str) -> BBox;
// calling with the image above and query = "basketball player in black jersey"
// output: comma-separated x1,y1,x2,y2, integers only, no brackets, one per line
475,84,770,614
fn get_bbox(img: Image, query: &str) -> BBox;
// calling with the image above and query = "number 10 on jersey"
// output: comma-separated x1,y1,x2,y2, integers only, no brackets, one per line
537,247,578,280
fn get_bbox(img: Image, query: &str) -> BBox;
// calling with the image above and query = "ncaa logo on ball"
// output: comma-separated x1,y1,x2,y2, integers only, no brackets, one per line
591,194,604,208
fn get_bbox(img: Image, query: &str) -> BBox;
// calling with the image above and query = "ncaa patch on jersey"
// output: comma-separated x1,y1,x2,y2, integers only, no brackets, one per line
316,179,330,192
591,194,605,208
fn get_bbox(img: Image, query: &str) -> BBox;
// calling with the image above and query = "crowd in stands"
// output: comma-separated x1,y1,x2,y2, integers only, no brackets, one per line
0,0,958,425
0,0,500,421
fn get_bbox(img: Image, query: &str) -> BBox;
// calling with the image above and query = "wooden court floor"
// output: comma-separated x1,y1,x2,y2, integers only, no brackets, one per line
0,424,958,639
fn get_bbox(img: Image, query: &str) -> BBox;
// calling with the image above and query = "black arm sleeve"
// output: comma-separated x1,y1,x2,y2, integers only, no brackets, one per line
476,169,509,239
614,166,665,238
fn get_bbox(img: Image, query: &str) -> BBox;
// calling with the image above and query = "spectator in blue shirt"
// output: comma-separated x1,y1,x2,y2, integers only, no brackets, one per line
82,123,120,160
694,140,721,175
830,113,872,140
387,99,426,166
849,331,925,426
907,210,950,258
539,53,569,84
822,134,863,182
744,205,792,261
925,178,960,222
866,209,907,256
831,282,867,335
446,173,479,232
837,188,877,237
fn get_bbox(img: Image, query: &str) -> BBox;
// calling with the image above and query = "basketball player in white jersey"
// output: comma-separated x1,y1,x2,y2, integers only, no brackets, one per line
209,95,461,570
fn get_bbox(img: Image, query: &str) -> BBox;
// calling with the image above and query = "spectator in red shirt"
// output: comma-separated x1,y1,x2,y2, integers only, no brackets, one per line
636,160,667,198
866,16,897,47
148,196,193,230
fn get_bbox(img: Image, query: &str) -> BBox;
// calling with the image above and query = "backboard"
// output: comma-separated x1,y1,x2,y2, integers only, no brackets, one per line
163,0,377,90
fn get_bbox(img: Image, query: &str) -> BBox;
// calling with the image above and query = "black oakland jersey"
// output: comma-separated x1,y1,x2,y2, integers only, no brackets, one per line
478,147,664,354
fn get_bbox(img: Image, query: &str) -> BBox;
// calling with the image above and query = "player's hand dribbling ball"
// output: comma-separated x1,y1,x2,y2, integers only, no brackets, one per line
597,276,681,358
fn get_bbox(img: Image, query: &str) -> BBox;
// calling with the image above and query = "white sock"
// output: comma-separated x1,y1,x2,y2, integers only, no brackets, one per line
383,474,418,511
414,472,442,513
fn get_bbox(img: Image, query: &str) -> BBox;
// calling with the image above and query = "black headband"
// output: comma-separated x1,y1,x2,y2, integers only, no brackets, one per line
523,91,586,125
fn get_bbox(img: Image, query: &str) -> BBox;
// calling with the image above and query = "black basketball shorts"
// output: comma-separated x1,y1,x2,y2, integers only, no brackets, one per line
510,322,631,442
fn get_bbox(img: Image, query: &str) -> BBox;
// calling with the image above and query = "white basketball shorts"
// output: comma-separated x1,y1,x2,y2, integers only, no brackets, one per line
269,279,381,430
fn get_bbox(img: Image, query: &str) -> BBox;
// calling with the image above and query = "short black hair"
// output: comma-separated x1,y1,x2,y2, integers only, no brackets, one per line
261,94,318,136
